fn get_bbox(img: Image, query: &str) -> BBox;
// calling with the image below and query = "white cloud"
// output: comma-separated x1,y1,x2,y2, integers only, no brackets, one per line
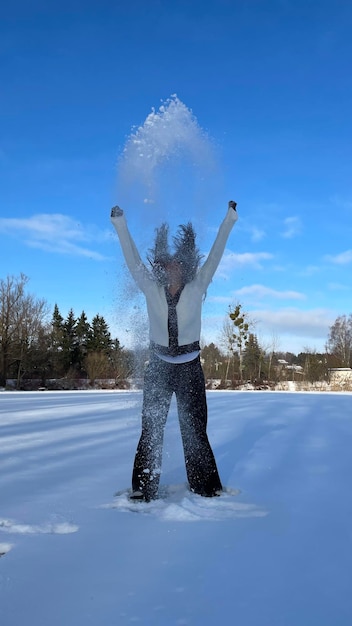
201,306,335,354
299,265,320,277
207,294,234,305
0,214,109,261
216,250,274,277
327,282,351,291
233,284,306,301
249,227,266,242
281,216,302,239
330,195,352,211
325,250,352,265
252,307,334,340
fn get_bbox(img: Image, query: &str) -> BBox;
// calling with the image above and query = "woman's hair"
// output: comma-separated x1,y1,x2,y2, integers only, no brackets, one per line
148,222,202,285
173,222,202,283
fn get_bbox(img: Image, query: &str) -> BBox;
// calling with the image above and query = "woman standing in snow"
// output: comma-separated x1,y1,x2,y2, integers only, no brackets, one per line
111,201,238,501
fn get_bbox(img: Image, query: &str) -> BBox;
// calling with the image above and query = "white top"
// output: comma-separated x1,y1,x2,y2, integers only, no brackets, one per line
111,207,238,352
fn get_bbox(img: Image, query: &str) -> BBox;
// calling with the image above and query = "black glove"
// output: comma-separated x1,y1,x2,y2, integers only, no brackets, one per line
228,200,237,211
111,206,123,218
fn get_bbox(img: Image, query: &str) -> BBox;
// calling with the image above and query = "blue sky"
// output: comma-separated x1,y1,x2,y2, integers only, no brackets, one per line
1,0,352,354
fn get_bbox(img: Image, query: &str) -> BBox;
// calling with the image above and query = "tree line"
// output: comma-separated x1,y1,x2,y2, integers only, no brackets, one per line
207,303,352,387
1,274,351,389
0,274,132,388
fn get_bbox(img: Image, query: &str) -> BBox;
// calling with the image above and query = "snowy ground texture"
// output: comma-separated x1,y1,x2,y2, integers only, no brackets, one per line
1,390,352,626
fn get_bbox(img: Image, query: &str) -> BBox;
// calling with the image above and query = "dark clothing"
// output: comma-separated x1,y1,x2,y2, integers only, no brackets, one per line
132,355,223,500
150,340,200,357
165,286,182,355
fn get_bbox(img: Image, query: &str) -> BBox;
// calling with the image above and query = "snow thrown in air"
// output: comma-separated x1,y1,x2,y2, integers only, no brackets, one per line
118,94,216,195
113,95,221,352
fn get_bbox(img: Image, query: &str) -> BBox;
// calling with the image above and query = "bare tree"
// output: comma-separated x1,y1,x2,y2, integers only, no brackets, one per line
13,294,50,387
266,332,281,381
220,316,239,384
0,274,49,387
326,314,352,367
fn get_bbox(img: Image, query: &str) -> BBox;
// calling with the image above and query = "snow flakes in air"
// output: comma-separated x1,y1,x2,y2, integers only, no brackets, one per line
119,94,215,186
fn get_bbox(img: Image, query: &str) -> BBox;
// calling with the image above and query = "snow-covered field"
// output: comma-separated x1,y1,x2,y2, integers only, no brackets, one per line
1,390,352,625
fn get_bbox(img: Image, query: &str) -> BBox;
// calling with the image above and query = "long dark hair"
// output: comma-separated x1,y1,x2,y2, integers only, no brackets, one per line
148,222,202,285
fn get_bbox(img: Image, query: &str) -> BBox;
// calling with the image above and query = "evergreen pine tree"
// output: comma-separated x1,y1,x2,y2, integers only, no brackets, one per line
62,309,79,375
88,315,112,354
243,333,263,382
76,311,91,373
50,304,65,377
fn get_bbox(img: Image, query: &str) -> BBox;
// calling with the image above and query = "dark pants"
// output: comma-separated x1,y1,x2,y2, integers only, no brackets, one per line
132,355,222,499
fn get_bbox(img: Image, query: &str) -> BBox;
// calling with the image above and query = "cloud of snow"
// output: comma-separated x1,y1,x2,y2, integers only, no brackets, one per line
118,95,215,189
112,95,222,350
115,94,221,235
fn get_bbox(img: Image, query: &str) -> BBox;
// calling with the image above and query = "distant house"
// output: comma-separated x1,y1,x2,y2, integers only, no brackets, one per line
277,360,303,375
286,364,304,373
